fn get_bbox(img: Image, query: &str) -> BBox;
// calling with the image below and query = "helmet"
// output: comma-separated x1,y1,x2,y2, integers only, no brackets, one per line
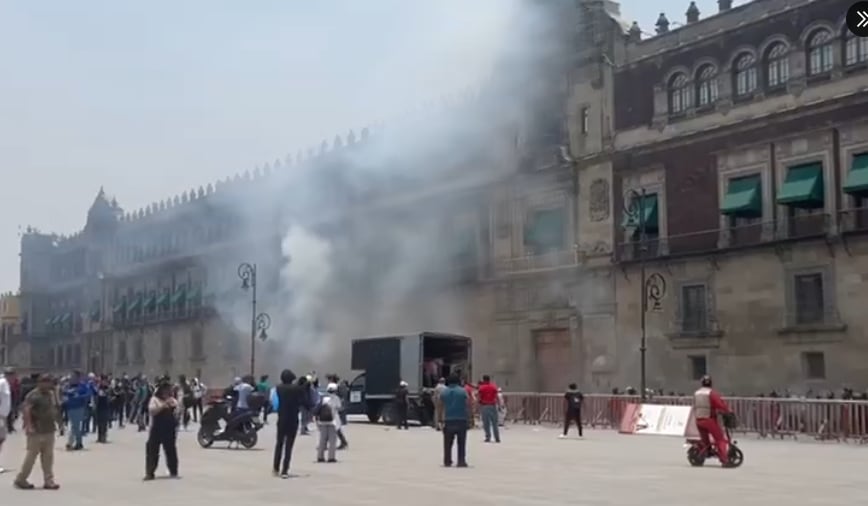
700,375,712,387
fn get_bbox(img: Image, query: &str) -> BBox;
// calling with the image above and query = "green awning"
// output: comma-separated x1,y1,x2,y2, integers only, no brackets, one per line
89,308,101,321
187,288,201,302
156,292,170,308
777,163,824,208
170,288,187,305
524,208,566,250
622,194,659,231
60,313,72,324
127,297,141,313
112,301,126,314
144,294,156,310
843,154,868,195
44,317,55,326
721,175,762,217
50,315,61,325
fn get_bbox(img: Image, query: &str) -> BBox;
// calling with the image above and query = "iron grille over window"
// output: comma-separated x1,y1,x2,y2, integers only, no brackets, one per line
681,284,708,332
794,273,824,324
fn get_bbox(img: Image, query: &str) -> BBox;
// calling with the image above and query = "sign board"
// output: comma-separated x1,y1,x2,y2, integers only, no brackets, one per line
350,391,362,403
619,403,696,437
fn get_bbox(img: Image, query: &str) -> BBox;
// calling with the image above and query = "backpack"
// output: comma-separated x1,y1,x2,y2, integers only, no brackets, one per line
315,398,334,422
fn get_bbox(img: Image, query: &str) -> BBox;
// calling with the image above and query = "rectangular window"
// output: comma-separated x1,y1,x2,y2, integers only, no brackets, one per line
689,355,707,380
117,340,128,364
681,284,708,333
191,328,204,359
802,351,826,380
0,347,6,366
794,273,824,324
161,332,173,362
580,107,589,135
133,337,144,363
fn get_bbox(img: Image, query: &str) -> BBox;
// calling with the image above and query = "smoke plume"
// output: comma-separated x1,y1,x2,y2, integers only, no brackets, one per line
205,0,574,378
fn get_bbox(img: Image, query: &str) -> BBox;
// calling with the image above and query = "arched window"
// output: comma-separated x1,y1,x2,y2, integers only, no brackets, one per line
668,72,691,115
733,53,757,96
695,64,719,107
807,29,834,75
844,29,868,66
765,42,790,88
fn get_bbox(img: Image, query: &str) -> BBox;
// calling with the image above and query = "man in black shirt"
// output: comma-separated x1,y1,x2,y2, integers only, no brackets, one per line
272,369,312,478
560,383,584,438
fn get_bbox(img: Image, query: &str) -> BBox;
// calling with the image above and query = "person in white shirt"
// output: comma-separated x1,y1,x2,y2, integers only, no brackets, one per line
0,369,11,474
315,383,342,463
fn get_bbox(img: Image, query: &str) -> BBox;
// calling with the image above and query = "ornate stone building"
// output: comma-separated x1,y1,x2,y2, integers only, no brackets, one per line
607,0,868,393
11,0,860,393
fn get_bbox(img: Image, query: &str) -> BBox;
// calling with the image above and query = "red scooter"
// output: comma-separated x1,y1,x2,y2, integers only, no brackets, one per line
685,413,744,468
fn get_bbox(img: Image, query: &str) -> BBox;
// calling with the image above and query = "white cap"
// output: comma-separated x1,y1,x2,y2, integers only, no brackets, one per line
305,374,313,381
400,380,408,387
327,382,338,392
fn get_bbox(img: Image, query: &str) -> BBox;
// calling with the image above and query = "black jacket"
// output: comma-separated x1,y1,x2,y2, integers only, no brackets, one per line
275,383,313,426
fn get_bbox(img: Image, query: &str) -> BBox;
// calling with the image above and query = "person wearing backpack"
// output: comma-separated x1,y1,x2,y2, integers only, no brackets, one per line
314,383,341,463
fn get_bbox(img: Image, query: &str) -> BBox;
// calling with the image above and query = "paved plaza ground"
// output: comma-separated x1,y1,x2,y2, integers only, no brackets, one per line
0,419,864,505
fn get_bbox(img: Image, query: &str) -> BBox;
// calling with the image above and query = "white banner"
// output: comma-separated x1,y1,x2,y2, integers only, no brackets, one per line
632,404,693,437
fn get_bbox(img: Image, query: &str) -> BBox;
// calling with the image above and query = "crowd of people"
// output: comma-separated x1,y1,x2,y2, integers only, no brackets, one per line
0,365,590,490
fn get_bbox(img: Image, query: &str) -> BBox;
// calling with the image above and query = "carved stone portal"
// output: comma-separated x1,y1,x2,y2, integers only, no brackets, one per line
589,179,610,222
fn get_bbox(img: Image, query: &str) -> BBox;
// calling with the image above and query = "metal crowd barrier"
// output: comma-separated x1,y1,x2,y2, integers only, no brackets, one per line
498,393,868,443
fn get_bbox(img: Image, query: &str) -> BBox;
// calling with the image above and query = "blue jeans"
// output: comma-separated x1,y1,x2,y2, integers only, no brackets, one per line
67,407,85,448
481,405,500,442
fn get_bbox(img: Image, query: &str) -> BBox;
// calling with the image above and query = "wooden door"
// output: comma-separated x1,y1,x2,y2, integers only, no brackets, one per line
533,329,573,393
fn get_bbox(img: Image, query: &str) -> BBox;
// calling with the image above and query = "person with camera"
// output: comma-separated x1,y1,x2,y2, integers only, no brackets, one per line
144,379,181,480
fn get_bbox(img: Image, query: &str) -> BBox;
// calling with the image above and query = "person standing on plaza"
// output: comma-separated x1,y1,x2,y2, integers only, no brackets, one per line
560,383,584,439
144,380,180,480
395,381,410,430
272,369,311,478
462,378,477,429
438,374,471,467
256,375,271,423
63,371,90,450
433,377,446,431
94,375,112,443
4,368,19,434
315,382,341,463
0,368,11,474
13,374,62,490
190,378,206,423
477,375,501,443
329,374,349,450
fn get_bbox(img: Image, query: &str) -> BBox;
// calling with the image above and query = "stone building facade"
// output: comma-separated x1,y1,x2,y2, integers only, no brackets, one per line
3,0,632,391
606,0,868,394
10,0,860,394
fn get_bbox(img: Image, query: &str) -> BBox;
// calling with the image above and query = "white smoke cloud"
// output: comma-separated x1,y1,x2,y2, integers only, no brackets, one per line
279,225,335,364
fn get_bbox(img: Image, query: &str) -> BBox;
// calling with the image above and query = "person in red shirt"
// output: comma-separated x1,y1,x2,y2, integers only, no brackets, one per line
477,376,500,443
693,375,732,467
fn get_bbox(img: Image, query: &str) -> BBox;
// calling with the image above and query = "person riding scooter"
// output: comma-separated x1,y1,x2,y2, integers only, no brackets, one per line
693,375,733,467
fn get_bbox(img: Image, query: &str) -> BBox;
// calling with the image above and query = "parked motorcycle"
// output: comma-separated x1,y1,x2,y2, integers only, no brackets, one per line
197,398,263,449
685,413,744,468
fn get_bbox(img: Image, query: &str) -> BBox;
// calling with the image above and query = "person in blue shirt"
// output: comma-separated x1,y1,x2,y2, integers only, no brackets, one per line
63,371,91,450
437,374,471,467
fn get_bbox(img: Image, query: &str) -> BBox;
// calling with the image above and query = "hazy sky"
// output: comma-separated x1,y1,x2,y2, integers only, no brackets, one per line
0,0,744,291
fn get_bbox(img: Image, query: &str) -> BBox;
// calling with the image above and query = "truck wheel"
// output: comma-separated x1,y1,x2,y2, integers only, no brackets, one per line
366,405,382,423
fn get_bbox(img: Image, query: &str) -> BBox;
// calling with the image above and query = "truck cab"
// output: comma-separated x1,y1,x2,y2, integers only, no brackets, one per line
347,331,472,425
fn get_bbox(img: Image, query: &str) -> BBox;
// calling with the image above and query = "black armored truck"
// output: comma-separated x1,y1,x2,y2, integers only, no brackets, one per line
346,332,472,425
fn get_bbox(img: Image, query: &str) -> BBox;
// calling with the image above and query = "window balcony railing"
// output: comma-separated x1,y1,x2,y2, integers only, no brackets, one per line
839,207,868,234
616,213,837,263
494,248,580,274
111,304,210,328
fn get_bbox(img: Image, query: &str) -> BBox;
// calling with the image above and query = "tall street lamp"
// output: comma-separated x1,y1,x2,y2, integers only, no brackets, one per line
238,262,271,377
623,189,667,401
